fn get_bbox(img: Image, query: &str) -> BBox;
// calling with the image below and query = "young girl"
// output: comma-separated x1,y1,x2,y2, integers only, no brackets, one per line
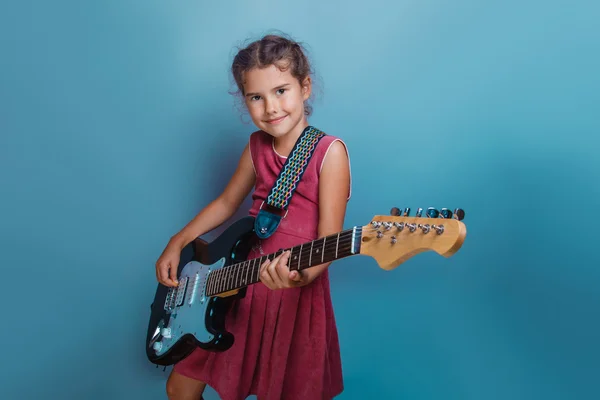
155,33,351,400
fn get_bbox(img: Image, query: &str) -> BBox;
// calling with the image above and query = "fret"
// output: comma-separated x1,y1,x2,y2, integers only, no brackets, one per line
256,258,260,282
254,258,260,284
244,259,251,286
212,269,218,295
215,268,221,294
298,243,303,271
214,268,219,294
309,240,314,268
220,269,224,291
241,262,246,286
221,267,227,292
256,257,261,282
217,268,223,293
239,262,244,287
291,247,298,271
212,271,218,295
209,271,215,295
220,268,226,292
335,232,340,259
253,258,258,283
227,267,233,291
321,237,326,263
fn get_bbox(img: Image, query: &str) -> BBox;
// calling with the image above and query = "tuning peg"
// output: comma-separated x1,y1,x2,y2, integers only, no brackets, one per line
453,208,465,221
390,207,401,216
416,208,423,217
403,207,410,216
426,207,439,218
440,208,453,219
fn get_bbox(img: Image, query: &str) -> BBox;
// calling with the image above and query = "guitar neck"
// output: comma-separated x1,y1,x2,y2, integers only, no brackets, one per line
205,227,362,297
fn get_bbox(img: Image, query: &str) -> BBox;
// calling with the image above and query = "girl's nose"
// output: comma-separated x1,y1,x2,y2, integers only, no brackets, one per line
264,97,278,114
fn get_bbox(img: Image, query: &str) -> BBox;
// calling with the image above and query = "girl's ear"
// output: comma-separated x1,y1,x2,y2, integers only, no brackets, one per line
302,76,312,100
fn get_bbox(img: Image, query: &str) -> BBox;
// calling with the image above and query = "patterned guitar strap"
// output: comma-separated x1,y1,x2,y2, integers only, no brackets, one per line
254,125,327,240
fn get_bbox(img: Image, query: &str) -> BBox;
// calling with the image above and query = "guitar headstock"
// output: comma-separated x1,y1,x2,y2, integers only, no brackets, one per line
360,207,467,270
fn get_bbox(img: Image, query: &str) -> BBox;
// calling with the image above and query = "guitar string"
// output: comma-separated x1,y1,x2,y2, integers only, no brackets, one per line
205,223,439,294
166,223,446,302
204,223,442,295
215,221,432,275
204,231,360,295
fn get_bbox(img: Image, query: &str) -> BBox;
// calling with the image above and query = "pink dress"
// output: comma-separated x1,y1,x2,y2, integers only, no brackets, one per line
173,129,351,400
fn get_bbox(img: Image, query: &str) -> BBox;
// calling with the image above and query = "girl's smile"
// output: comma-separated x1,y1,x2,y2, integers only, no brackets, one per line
264,115,288,124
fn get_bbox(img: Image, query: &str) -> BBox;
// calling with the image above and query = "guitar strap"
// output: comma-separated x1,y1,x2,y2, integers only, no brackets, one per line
254,125,327,239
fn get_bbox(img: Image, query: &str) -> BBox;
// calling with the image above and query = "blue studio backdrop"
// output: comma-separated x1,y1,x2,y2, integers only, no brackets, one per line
1,1,598,399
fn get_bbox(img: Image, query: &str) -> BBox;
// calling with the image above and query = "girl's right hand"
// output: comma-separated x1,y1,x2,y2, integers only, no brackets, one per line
155,245,181,287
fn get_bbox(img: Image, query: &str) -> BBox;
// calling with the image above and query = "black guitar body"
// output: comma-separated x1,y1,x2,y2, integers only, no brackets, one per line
146,216,255,366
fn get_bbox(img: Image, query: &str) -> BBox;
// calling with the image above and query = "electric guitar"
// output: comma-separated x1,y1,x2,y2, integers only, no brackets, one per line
146,206,467,366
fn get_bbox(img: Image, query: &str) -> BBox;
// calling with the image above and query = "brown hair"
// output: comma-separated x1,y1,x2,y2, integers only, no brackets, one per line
231,34,314,115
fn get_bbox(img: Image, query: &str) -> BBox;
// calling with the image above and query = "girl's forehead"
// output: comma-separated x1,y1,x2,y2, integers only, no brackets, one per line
243,64,296,91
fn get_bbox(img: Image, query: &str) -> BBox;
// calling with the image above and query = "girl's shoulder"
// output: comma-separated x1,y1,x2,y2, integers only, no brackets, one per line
313,130,350,171
249,129,271,145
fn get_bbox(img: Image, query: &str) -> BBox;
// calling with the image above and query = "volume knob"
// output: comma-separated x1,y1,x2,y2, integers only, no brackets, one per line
161,327,172,338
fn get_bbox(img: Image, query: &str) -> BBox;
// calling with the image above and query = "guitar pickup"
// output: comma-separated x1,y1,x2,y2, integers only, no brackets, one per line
174,277,189,307
163,276,189,311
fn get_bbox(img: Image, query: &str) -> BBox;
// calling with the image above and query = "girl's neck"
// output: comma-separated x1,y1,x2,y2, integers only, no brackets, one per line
272,119,309,157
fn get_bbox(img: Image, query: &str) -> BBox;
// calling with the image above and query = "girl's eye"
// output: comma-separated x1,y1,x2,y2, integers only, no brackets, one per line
276,89,286,95
250,95,261,101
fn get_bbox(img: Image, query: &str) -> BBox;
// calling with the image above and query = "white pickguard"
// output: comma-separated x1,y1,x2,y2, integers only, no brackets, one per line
150,258,225,356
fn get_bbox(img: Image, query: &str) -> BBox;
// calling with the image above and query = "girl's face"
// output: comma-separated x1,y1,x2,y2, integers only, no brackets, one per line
243,64,311,139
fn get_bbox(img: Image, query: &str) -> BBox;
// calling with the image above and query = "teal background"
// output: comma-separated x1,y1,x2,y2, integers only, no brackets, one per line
1,1,598,399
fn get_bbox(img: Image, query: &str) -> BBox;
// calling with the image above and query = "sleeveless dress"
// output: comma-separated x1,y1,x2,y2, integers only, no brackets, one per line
173,129,351,400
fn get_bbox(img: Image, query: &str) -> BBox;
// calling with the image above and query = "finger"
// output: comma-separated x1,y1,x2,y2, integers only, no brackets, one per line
267,257,286,289
274,251,293,286
157,263,170,286
289,269,304,283
270,252,291,288
158,263,176,287
260,258,276,289
168,262,179,285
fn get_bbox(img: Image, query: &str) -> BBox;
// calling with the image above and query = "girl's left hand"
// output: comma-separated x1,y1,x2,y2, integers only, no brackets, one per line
259,250,308,290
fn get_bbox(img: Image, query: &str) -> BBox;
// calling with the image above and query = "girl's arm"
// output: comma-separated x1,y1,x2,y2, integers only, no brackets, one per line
156,143,256,286
169,143,256,249
303,140,351,282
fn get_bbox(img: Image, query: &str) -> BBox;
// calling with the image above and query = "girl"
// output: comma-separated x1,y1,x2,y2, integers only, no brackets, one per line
155,33,351,400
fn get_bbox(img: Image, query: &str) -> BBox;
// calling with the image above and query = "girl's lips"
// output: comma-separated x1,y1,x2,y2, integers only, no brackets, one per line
265,115,287,124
